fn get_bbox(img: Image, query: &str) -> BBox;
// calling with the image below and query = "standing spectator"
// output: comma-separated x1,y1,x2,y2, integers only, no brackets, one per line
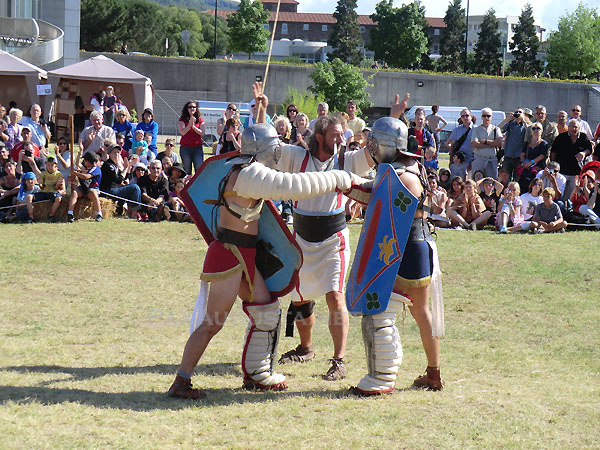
79,111,115,157
569,105,594,141
100,144,140,218
219,118,242,153
103,86,117,127
156,138,180,164
20,104,50,150
113,109,135,152
423,147,438,172
89,90,104,115
499,107,527,181
447,179,492,230
216,103,237,153
446,108,475,168
336,112,354,146
6,108,22,152
309,102,329,130
518,123,550,192
346,100,366,138
136,108,159,156
555,110,568,135
289,113,312,151
529,187,567,233
139,159,170,221
409,108,436,156
550,119,593,201
274,117,292,144
66,152,103,223
425,105,447,150
73,96,86,141
286,104,298,130
471,108,503,179
177,101,205,175
524,105,558,146
242,99,271,129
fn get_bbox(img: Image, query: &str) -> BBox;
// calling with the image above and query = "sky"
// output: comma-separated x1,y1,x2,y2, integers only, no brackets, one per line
296,0,597,35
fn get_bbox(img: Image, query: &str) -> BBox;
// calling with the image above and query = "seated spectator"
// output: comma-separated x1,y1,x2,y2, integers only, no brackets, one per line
130,160,145,185
6,108,22,152
11,127,39,163
290,113,312,151
516,178,544,232
114,133,131,161
168,162,187,191
529,187,567,233
579,175,600,228
423,146,438,172
138,159,170,222
67,152,103,223
472,169,485,183
477,177,503,224
536,162,565,201
168,178,189,222
448,176,465,203
427,174,450,227
0,142,8,176
131,129,149,163
220,117,242,154
113,109,135,152
79,111,115,157
498,168,510,195
449,150,468,181
54,137,72,183
156,138,180,164
497,182,524,233
0,159,21,221
569,169,596,221
274,117,291,144
161,156,173,177
100,144,141,219
28,156,65,222
438,168,451,191
15,171,39,223
17,142,45,180
448,179,492,230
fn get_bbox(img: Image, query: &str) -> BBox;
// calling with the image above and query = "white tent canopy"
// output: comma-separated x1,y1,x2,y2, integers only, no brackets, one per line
46,54,153,119
0,50,48,114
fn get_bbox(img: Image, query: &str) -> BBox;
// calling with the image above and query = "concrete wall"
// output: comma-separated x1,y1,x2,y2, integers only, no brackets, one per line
82,52,600,125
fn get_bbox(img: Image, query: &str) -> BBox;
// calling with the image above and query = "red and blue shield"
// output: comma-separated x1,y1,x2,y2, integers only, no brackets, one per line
346,163,418,315
180,152,302,298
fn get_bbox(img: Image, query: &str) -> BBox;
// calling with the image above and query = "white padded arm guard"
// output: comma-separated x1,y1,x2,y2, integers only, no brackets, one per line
344,177,373,206
233,162,353,201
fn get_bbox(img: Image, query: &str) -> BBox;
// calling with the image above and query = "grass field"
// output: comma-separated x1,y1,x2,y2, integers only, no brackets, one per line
1,219,599,449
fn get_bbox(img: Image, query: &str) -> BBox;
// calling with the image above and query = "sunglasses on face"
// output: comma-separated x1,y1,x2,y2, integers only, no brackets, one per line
288,109,297,114
482,114,491,118
188,105,197,109
460,114,470,118
136,168,145,172
572,109,581,112
227,106,237,111
166,144,174,147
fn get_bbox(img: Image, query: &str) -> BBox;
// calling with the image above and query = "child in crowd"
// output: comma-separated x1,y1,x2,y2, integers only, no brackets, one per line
520,178,544,222
530,187,567,233
168,162,187,191
423,146,439,172
497,181,524,233
477,177,504,223
67,152,103,223
472,170,485,183
438,168,452,191
131,129,149,163
15,172,39,223
31,156,65,222
156,138,180,164
449,150,468,181
169,179,189,222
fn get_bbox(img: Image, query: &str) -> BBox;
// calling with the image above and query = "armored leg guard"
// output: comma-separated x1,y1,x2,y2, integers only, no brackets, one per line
351,292,408,396
241,299,288,391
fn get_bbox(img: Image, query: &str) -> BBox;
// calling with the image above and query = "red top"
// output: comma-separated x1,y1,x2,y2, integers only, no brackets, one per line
11,142,40,162
179,117,205,147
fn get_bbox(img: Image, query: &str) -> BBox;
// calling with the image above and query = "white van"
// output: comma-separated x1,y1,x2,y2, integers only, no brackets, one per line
197,100,251,145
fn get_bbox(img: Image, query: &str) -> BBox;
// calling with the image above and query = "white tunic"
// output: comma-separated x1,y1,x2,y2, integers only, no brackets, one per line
276,144,372,300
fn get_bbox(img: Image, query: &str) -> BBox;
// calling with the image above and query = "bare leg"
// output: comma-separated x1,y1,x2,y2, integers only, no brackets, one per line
25,194,34,217
87,190,101,214
447,209,467,228
50,196,61,217
325,290,348,359
472,211,492,229
68,190,80,211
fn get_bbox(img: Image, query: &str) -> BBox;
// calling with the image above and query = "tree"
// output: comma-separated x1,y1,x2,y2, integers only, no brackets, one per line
226,0,270,59
546,4,600,79
164,6,208,58
122,0,169,55
368,0,428,69
308,58,372,113
508,3,542,76
80,0,127,52
196,10,228,57
414,0,433,70
471,8,502,75
328,0,363,65
436,0,466,73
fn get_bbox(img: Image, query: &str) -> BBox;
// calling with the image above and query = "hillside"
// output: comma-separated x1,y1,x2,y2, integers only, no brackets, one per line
151,0,240,11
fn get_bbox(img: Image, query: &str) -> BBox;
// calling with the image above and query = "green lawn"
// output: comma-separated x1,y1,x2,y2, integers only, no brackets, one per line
1,220,599,448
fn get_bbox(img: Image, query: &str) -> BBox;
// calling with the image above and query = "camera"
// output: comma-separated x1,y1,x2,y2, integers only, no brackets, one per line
548,169,556,174
513,112,520,118
24,149,32,157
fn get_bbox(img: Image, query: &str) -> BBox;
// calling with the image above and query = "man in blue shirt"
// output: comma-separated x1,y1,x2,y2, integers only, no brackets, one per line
500,107,527,181
446,108,475,171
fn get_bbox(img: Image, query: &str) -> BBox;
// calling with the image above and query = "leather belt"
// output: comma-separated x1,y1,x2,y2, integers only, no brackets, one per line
292,212,346,243
217,227,257,248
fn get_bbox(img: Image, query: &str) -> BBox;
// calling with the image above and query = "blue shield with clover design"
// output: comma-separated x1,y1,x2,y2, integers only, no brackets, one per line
346,163,418,315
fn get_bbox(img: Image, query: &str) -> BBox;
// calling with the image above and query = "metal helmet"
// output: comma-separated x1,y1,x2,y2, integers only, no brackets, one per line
367,117,416,163
239,123,282,168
